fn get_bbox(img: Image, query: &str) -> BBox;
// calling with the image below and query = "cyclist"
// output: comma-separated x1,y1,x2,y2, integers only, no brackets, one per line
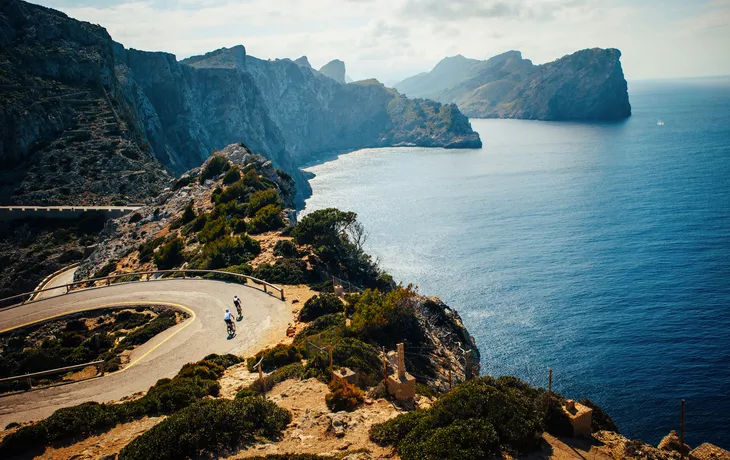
224,309,235,334
233,295,242,317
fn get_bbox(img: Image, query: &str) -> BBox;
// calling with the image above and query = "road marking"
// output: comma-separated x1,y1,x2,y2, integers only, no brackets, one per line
0,301,196,373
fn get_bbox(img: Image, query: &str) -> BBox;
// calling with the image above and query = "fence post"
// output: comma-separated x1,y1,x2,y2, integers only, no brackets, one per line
680,399,686,460
280,288,285,301
548,368,553,406
258,361,265,398
465,350,474,381
397,343,406,379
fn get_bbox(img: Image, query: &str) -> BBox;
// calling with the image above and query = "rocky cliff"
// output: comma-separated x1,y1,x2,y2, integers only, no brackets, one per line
0,0,481,206
0,0,171,205
318,59,346,83
395,48,631,121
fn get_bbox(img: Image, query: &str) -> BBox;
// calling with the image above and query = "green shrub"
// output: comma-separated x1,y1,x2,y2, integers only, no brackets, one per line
247,344,302,373
198,216,230,243
222,165,241,185
247,189,281,217
199,155,230,183
298,293,344,322
172,175,196,190
292,313,346,347
180,201,196,224
153,238,185,270
398,418,499,460
119,398,291,460
350,286,423,346
249,204,284,234
370,376,551,458
230,217,247,234
129,212,143,224
252,259,307,285
0,356,241,456
325,378,364,412
138,236,165,264
217,179,249,204
241,169,265,190
273,240,298,258
370,410,428,446
330,338,382,387
203,235,260,269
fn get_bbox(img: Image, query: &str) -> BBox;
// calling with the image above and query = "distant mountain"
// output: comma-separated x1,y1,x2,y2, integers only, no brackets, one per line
394,49,631,121
0,0,481,205
318,59,346,84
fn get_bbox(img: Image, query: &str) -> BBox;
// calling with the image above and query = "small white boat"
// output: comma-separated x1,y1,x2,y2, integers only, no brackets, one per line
657,120,665,126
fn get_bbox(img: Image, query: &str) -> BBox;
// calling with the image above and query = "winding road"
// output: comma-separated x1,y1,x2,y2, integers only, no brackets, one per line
0,278,291,427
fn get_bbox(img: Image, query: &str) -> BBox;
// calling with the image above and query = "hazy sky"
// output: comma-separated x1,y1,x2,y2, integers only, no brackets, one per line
37,0,730,84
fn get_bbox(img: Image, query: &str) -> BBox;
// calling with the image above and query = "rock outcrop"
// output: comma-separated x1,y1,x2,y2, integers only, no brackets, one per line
395,48,631,121
0,0,481,206
0,0,171,205
318,59,346,84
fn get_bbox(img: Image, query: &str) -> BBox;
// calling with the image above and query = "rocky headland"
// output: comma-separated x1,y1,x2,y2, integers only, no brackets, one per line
0,0,481,207
395,48,632,121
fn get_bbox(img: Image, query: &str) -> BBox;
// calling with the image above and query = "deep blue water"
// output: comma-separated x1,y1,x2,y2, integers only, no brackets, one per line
301,78,730,447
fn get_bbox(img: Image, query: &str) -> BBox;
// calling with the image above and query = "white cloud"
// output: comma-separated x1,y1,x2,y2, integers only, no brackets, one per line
38,0,730,82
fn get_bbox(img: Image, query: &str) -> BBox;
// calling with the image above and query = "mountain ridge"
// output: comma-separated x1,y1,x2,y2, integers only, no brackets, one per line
0,0,481,206
395,48,631,121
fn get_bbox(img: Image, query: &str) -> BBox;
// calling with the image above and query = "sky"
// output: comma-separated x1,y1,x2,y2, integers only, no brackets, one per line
36,0,730,84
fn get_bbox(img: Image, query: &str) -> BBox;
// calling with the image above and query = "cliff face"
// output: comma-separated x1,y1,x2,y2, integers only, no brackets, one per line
318,59,346,84
395,48,631,121
0,0,481,206
0,0,170,205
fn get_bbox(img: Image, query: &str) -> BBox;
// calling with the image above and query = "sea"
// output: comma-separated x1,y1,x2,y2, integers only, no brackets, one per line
301,77,730,447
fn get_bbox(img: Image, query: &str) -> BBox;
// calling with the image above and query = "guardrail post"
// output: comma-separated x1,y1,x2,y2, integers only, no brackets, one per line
280,288,285,301
264,284,268,294
99,362,105,376
26,376,32,389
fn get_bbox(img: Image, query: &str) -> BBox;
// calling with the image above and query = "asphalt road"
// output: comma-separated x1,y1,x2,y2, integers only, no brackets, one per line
0,279,291,427
33,265,78,300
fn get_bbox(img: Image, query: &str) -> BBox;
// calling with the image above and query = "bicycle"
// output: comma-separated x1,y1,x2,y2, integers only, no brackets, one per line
234,300,242,319
226,320,236,337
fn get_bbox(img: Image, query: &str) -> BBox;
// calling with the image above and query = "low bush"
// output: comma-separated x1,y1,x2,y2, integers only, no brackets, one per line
199,155,230,183
138,236,165,264
222,165,241,185
350,286,423,347
203,235,260,269
198,216,230,243
325,377,364,412
247,344,302,373
128,212,143,224
249,204,284,234
369,376,554,459
252,259,307,285
217,179,249,204
298,293,344,322
153,238,185,270
247,189,281,217
94,261,118,278
273,239,298,258
0,356,241,456
119,397,291,460
330,338,382,387
116,310,179,351
180,201,196,224
292,313,346,347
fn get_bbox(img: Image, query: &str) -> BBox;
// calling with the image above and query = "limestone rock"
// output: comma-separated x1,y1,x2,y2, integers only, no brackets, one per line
318,59,346,83
658,430,690,456
395,48,631,121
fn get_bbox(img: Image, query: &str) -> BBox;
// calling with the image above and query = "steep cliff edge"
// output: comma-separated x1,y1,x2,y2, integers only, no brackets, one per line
0,0,481,206
0,0,170,205
395,48,631,121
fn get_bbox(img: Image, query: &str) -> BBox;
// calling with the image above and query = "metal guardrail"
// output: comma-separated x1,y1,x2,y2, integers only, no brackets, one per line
0,360,105,388
0,269,285,308
28,262,82,301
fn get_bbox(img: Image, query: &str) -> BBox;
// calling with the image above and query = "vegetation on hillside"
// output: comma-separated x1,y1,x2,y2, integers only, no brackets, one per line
0,354,244,457
0,307,185,392
369,376,572,460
